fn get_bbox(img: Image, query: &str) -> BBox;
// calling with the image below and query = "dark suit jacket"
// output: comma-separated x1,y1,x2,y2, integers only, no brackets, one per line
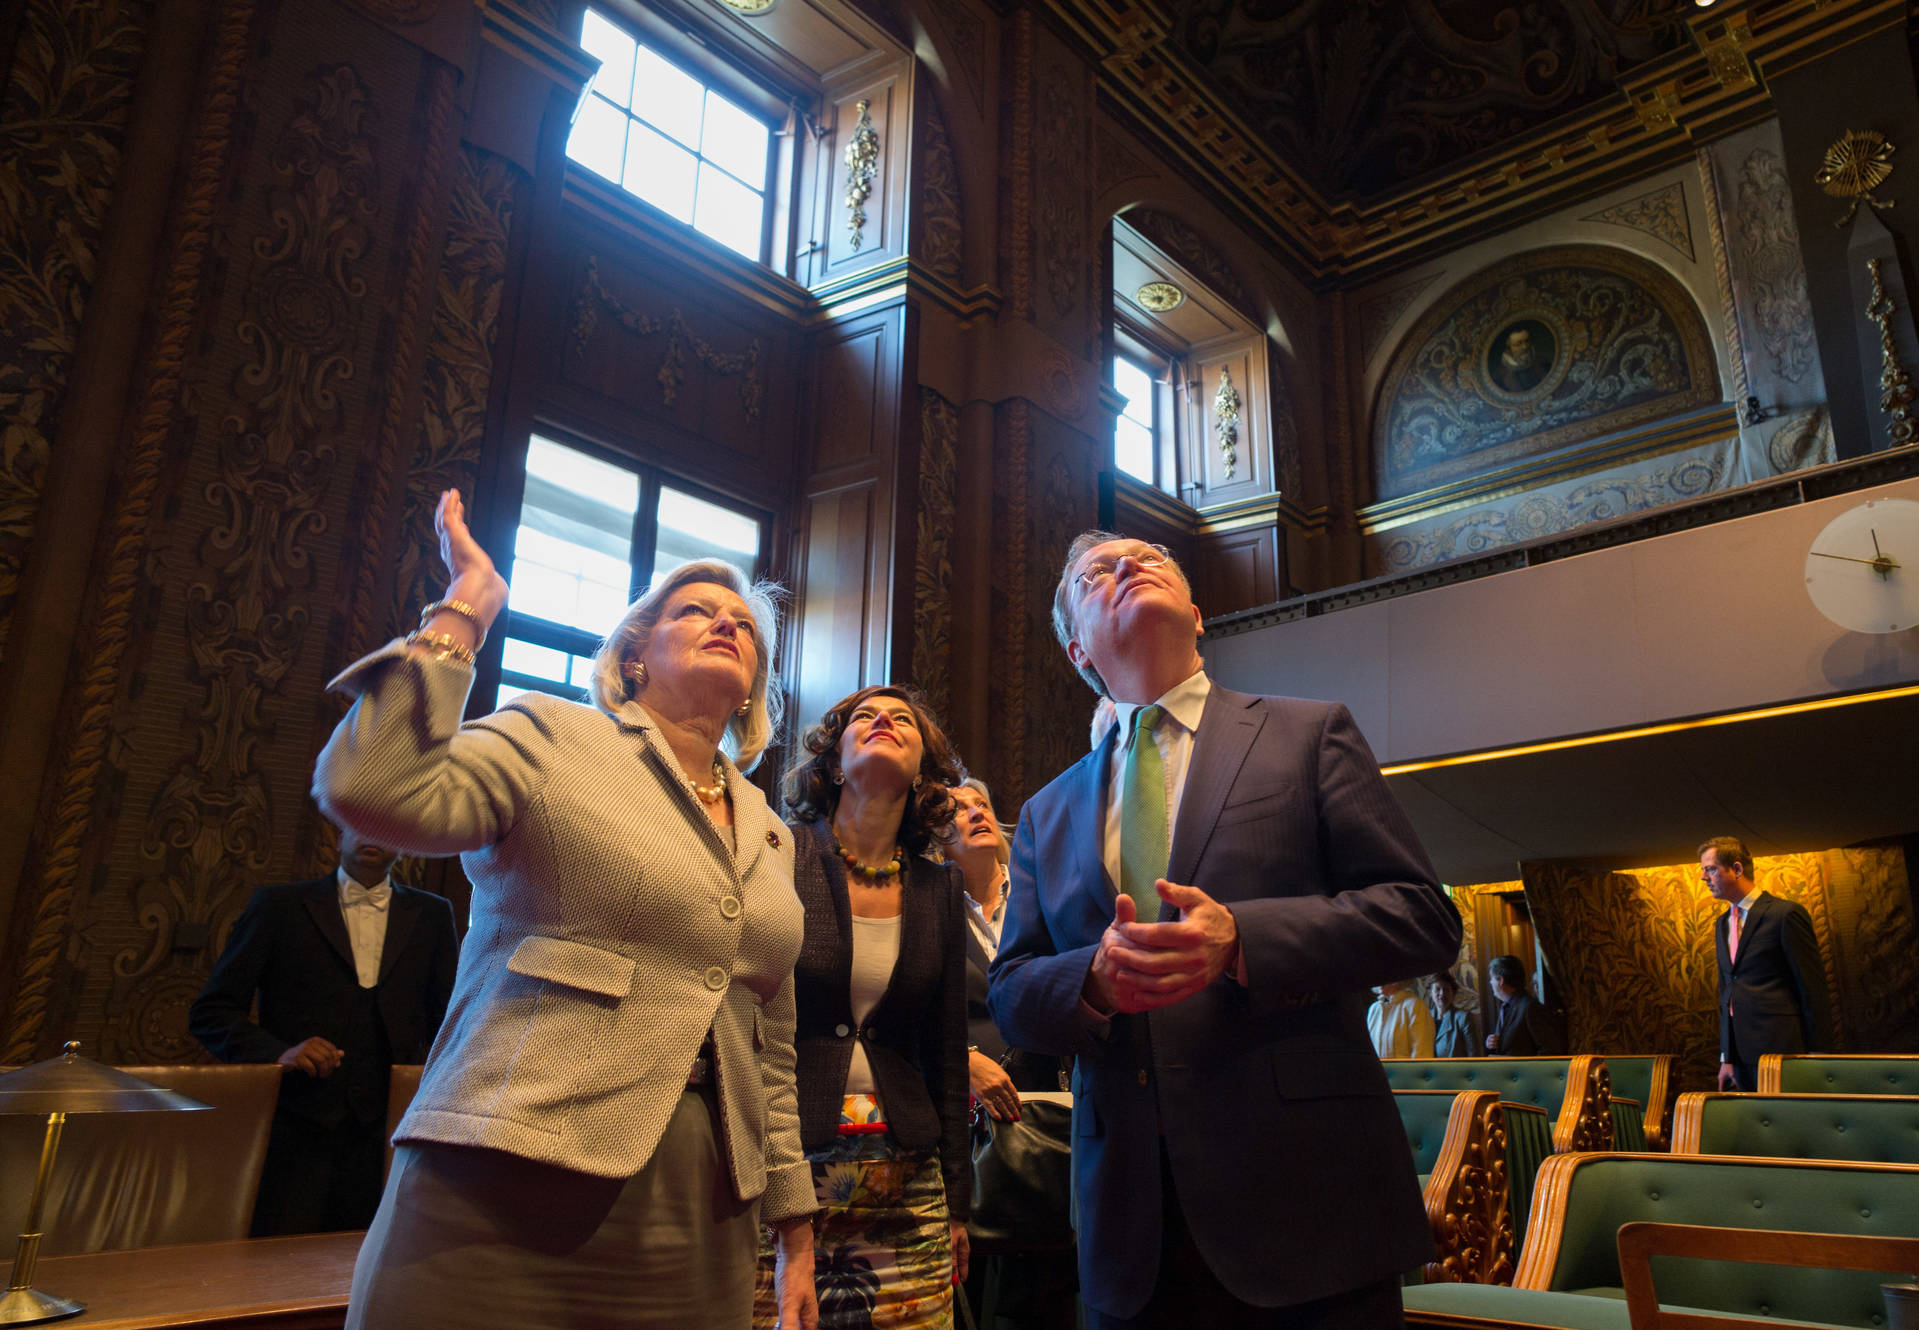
988,686,1462,1316
1716,892,1831,1063
1490,993,1564,1057
190,876,459,1128
789,820,970,1221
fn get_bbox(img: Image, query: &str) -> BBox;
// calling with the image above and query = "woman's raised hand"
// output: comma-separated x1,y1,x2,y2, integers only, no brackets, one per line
434,488,509,637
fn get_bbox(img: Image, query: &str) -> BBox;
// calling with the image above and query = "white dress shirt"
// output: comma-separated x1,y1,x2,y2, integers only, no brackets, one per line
1101,668,1212,894
336,866,392,989
963,881,1006,962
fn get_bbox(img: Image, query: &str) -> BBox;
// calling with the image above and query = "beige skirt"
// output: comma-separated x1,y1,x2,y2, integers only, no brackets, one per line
348,1088,758,1330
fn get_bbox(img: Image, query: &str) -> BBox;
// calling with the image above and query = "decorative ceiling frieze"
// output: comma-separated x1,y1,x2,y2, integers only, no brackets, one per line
1043,0,1907,280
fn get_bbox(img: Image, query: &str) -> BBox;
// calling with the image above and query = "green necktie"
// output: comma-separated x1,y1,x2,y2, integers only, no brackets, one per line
1119,704,1169,921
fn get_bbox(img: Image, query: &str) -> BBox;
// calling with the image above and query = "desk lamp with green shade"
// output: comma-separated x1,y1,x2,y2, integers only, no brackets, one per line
0,1042,209,1325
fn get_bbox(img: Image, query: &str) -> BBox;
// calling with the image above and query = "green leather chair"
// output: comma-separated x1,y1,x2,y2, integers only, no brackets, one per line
1763,1055,1919,1096
1396,1089,1515,1285
1601,1055,1674,1151
1402,1153,1919,1329
1670,1092,1919,1163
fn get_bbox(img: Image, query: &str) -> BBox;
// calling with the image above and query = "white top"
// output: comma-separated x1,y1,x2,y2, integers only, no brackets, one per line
1368,989,1435,1059
335,867,392,989
1102,668,1213,895
844,913,901,1096
963,886,1005,962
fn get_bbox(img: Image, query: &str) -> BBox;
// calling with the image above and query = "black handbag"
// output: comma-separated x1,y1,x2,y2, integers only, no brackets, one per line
967,1097,1075,1249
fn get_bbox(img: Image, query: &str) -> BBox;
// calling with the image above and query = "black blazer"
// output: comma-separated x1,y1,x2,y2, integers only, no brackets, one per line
190,876,460,1126
1716,892,1832,1062
1490,993,1565,1057
789,820,970,1221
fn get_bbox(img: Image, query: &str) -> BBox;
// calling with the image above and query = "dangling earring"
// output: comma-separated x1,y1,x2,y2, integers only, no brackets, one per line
736,698,751,717
912,774,924,791
832,769,845,786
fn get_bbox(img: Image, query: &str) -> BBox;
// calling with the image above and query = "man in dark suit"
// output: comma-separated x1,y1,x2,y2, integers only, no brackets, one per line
1702,836,1831,1091
1484,954,1565,1056
189,825,459,1234
988,531,1462,1329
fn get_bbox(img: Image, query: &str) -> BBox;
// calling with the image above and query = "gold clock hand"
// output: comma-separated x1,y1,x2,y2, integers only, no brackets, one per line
1809,550,1900,577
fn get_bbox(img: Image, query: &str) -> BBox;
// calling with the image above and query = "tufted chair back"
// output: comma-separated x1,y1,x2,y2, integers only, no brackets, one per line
1672,1093,1919,1164
1768,1055,1919,1096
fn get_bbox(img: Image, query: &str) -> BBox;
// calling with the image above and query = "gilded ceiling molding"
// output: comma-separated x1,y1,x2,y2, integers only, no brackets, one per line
1042,0,1897,279
4,0,259,1065
1579,182,1694,260
844,98,879,252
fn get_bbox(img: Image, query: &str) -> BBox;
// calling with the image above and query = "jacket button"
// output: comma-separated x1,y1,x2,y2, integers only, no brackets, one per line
835,1023,851,1037
1137,1069,1149,1086
704,966,728,991
720,896,742,919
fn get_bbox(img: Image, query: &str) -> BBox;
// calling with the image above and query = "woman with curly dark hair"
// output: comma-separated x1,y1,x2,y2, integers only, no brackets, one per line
754,685,971,1329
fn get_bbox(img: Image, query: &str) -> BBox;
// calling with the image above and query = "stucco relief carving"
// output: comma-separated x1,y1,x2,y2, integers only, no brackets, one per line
914,388,958,724
568,255,763,419
1730,148,1818,386
1765,406,1834,476
1039,345,1090,422
1380,448,1729,573
918,100,963,284
1374,246,1719,499
0,0,152,665
1580,181,1693,260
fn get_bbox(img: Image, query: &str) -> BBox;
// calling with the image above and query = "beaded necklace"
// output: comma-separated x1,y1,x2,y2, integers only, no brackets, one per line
832,834,903,883
686,757,727,805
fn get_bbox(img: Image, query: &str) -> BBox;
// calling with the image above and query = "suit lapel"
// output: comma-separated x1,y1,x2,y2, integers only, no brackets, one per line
1068,733,1118,910
303,877,357,975
1166,687,1264,899
376,885,421,985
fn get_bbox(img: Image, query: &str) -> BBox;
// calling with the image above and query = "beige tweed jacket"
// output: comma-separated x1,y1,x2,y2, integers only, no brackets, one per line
314,640,813,1223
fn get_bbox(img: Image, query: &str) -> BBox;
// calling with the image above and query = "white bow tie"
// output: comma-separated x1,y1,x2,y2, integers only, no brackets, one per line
342,881,391,911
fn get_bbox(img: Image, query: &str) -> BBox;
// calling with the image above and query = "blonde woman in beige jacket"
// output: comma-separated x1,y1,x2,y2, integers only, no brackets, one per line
316,490,818,1329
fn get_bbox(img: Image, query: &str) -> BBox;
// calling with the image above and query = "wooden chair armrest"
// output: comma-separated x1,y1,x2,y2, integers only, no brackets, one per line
1617,1222,1919,1330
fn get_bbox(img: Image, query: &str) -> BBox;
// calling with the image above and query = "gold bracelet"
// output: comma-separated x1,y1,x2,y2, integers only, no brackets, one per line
418,598,486,646
405,628,476,667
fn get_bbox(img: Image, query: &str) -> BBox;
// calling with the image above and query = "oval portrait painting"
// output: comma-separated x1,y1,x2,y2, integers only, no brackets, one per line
1486,319,1556,395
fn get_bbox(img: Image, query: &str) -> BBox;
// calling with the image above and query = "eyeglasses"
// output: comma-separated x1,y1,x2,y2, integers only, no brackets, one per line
1075,544,1171,589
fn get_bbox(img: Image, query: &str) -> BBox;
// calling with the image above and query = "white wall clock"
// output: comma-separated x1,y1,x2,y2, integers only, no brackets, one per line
1804,496,1919,633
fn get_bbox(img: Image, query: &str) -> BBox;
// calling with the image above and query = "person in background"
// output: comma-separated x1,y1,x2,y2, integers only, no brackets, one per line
1701,836,1831,1090
1428,971,1476,1058
1367,978,1435,1059
315,489,817,1330
190,822,459,1235
1485,955,1564,1056
763,685,971,1330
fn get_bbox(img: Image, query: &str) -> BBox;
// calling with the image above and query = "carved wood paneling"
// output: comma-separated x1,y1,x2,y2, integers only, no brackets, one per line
1194,528,1277,619
916,97,963,285
913,388,958,725
0,0,154,665
813,322,891,473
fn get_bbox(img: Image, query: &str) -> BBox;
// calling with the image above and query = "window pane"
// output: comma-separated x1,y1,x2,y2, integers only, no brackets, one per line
652,486,760,589
1115,419,1155,483
580,10,636,109
701,90,769,184
1114,358,1155,429
509,437,640,633
694,163,763,260
502,638,569,684
630,45,705,149
623,122,697,223
567,93,628,184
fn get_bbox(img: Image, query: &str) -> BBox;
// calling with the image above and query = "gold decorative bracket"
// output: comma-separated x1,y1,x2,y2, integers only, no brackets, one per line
1865,257,1918,445
1213,366,1242,480
1817,130,1895,228
567,255,763,420
844,98,880,252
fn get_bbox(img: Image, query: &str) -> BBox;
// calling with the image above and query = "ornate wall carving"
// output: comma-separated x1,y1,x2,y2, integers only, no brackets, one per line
914,388,958,724
0,0,153,665
1380,439,1733,573
1034,61,1083,321
925,0,986,116
1373,245,1720,500
1359,272,1442,368
1727,146,1819,388
1521,846,1915,1092
566,254,763,420
1580,181,1693,260
1271,360,1305,499
1094,124,1157,197
917,98,963,285
1124,208,1255,317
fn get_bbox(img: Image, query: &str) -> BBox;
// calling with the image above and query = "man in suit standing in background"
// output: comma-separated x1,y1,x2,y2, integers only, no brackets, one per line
989,531,1462,1329
190,822,459,1234
1484,954,1565,1056
1701,836,1831,1091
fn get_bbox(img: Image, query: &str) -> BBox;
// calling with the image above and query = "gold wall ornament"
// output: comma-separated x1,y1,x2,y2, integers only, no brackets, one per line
1134,280,1185,312
1864,257,1918,445
1212,365,1242,480
843,99,879,252
1816,130,1895,227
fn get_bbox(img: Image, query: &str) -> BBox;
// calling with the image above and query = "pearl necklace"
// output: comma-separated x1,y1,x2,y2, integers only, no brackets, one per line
832,835,903,883
687,758,727,805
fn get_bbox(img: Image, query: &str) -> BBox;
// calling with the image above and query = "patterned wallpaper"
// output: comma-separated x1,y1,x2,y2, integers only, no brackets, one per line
1373,245,1720,500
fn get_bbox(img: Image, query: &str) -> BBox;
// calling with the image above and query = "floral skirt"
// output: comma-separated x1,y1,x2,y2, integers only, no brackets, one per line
754,1095,954,1330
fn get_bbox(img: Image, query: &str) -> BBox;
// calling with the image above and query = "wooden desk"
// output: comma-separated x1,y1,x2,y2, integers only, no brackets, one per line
28,1232,359,1329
